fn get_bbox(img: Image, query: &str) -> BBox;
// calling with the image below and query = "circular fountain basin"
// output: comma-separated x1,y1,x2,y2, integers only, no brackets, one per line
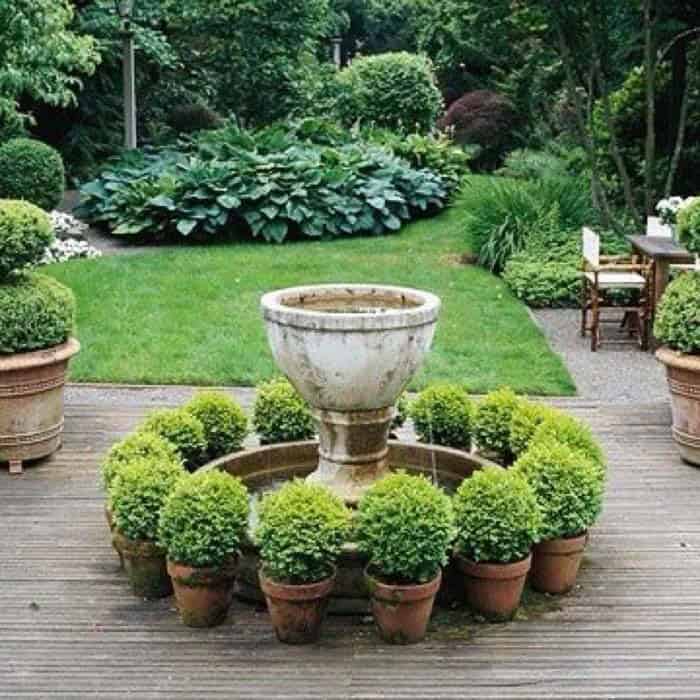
204,441,498,613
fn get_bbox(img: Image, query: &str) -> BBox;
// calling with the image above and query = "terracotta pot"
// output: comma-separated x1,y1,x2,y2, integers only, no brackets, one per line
656,348,700,466
259,568,336,644
365,568,441,645
113,531,172,599
530,533,588,594
167,559,237,627
104,503,124,569
456,553,531,620
0,339,80,474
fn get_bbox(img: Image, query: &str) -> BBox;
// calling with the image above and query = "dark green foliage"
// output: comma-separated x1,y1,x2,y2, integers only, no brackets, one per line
336,52,443,133
473,388,522,464
158,470,249,568
252,378,316,444
514,438,604,540
110,456,185,542
0,273,75,354
453,466,541,564
409,385,475,451
186,391,248,459
0,200,53,278
256,480,352,584
356,472,455,584
509,401,558,460
101,431,183,493
677,198,700,256
654,272,700,354
0,139,65,211
167,103,223,135
141,408,207,471
392,393,409,431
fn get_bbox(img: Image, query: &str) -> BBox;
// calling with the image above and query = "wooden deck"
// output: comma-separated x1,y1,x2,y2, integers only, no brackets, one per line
1,392,699,699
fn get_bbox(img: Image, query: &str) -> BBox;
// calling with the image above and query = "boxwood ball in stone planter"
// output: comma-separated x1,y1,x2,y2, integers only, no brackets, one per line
0,200,79,474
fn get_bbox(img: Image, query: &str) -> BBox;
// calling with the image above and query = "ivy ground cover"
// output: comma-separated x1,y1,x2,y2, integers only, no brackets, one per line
46,204,575,395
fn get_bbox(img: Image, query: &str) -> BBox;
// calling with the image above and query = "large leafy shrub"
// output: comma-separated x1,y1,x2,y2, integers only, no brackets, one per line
654,272,700,354
677,198,700,255
158,470,249,569
356,472,454,584
253,378,316,444
0,200,53,278
473,388,522,465
503,260,582,308
167,103,223,135
409,385,475,451
336,52,443,133
514,439,604,541
185,391,248,460
256,480,352,585
453,466,541,564
0,139,65,211
141,408,207,471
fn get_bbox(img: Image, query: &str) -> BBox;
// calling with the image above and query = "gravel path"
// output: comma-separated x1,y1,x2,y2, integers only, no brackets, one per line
533,308,667,403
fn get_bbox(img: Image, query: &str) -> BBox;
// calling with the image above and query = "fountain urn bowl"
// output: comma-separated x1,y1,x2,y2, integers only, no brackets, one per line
261,284,441,502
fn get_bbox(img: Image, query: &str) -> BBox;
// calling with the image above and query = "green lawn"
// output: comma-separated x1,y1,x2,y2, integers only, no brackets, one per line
47,205,575,395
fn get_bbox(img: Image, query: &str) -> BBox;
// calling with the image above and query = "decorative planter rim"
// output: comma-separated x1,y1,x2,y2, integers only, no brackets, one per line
0,338,80,372
113,531,164,559
259,567,336,602
533,532,588,556
261,284,441,331
167,558,238,583
455,553,532,580
365,567,442,603
656,346,700,372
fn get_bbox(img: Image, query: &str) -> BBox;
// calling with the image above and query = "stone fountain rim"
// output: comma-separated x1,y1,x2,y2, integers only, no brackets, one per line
261,283,441,331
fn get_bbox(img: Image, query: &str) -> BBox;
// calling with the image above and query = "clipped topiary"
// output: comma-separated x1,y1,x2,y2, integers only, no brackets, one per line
514,439,604,541
509,401,559,459
256,479,352,585
141,408,207,471
252,378,315,444
473,387,523,464
409,384,474,451
453,466,541,564
0,199,53,278
654,272,700,354
159,470,249,569
101,430,182,493
675,198,700,255
186,391,248,459
532,413,605,470
356,471,454,584
0,138,65,211
336,52,443,133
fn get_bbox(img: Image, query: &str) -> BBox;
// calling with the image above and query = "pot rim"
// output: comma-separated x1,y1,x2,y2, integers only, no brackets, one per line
455,552,532,580
261,284,441,331
113,531,164,558
656,346,700,372
258,567,336,601
0,338,80,372
167,557,238,582
364,566,442,603
534,532,588,556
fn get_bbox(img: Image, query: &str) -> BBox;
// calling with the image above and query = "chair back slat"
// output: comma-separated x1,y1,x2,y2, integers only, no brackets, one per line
582,227,600,267
646,216,673,238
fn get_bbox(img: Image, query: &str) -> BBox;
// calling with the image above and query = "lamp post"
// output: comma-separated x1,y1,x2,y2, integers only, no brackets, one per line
331,36,343,70
114,0,137,149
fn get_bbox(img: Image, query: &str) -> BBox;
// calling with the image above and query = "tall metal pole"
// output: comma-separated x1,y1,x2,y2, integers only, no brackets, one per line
122,22,137,149
332,37,342,70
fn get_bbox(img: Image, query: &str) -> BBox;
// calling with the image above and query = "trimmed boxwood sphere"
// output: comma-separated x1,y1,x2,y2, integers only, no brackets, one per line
0,272,75,354
0,200,53,278
0,139,65,212
654,272,700,354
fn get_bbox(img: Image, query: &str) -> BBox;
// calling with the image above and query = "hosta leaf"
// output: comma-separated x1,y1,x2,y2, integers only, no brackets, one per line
176,219,198,236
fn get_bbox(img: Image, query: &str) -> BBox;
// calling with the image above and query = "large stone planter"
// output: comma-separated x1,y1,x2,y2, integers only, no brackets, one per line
0,339,80,474
656,347,700,466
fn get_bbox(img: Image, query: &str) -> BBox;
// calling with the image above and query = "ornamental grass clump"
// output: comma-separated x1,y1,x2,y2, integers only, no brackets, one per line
256,480,352,585
253,378,315,444
654,272,700,354
356,472,455,584
141,408,207,471
186,391,248,459
473,387,523,464
409,385,475,451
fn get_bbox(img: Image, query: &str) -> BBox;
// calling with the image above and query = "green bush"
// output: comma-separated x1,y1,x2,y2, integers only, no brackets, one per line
503,259,582,308
256,480,352,584
0,138,65,211
509,401,558,460
677,198,700,256
473,388,522,464
141,408,207,471
0,200,53,278
0,273,75,354
186,391,248,459
110,456,184,542
392,393,409,431
453,466,541,564
167,103,224,135
356,472,455,584
101,431,183,493
409,385,475,451
252,378,315,444
514,439,604,540
336,52,443,133
532,413,605,470
158,470,249,568
654,272,700,354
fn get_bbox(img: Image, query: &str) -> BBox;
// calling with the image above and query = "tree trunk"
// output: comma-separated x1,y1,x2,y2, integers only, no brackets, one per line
664,76,690,197
643,0,657,216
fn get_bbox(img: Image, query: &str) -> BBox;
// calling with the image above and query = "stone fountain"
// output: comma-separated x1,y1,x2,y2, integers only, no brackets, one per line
261,284,441,503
